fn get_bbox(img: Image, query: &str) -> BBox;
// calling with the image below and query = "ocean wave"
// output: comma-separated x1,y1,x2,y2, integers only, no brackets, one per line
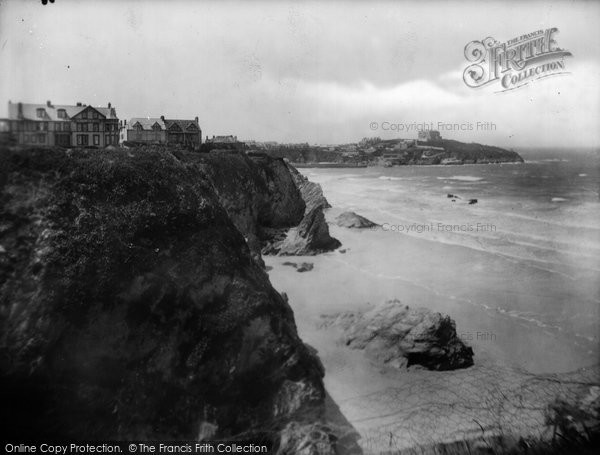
378,176,403,181
437,175,485,182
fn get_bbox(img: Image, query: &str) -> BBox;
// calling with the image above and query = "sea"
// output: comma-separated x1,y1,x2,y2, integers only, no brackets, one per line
267,148,600,375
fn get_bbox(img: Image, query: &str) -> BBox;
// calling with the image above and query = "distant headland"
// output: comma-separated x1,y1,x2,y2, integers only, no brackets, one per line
249,130,524,167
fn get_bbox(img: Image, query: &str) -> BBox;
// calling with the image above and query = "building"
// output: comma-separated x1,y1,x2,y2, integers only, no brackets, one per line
417,130,442,142
121,115,201,147
3,100,119,147
205,135,239,144
203,135,245,151
123,117,166,144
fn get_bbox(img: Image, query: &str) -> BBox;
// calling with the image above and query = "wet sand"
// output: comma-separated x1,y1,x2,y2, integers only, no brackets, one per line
264,215,599,452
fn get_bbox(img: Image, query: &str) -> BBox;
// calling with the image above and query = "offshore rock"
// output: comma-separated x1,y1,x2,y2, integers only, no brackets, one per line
334,212,378,229
0,147,360,453
322,299,474,371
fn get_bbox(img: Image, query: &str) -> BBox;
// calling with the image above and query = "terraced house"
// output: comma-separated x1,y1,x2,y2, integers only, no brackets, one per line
3,100,119,147
121,115,201,147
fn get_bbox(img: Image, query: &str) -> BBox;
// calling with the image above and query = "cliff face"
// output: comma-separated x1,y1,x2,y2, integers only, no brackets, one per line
0,148,357,451
187,151,340,260
188,151,306,262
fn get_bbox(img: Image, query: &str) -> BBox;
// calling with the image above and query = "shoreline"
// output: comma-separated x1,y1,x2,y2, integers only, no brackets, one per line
264,164,599,451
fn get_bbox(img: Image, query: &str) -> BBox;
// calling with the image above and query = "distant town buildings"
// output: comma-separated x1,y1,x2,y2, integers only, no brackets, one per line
2,101,119,147
121,115,201,146
417,130,442,142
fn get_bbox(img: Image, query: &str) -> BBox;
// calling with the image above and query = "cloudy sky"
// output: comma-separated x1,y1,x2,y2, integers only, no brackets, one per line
1,0,599,148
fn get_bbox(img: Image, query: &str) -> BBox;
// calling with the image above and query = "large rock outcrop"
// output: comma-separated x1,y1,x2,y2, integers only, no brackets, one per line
287,164,331,213
321,299,474,371
0,147,359,452
263,207,341,256
188,150,306,262
260,164,340,256
334,212,378,229
189,151,340,259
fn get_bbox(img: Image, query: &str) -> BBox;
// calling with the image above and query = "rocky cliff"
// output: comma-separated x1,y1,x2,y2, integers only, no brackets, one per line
187,151,340,261
0,147,358,452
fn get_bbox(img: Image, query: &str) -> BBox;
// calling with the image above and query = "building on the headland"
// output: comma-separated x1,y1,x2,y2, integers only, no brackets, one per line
2,100,119,147
120,115,201,147
203,135,245,151
417,130,442,142
206,135,238,144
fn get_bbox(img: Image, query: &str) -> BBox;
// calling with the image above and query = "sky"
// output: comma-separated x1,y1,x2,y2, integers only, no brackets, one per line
0,0,599,148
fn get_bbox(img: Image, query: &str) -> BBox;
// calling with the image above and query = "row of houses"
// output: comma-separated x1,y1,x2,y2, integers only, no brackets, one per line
0,100,235,149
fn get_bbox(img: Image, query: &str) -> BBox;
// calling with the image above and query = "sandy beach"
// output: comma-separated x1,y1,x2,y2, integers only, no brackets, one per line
264,162,600,452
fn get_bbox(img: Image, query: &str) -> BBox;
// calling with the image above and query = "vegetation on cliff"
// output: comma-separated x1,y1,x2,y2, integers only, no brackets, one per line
0,147,358,452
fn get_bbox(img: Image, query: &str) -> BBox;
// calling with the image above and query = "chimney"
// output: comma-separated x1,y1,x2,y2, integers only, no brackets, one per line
160,115,165,122
195,116,198,123
76,102,82,107
18,102,23,119
46,100,52,108
124,119,127,126
108,102,111,109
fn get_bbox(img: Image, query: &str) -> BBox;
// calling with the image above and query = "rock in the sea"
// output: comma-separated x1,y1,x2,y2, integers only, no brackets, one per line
335,211,378,229
297,263,314,273
282,262,314,272
0,147,360,452
264,206,341,256
324,299,474,371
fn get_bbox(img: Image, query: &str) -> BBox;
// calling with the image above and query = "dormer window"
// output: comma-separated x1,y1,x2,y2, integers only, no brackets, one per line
134,123,143,131
57,109,66,119
152,122,162,131
36,108,45,118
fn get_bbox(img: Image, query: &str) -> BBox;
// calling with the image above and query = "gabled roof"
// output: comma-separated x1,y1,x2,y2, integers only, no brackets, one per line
7,102,118,121
163,119,200,132
72,105,107,120
129,117,166,130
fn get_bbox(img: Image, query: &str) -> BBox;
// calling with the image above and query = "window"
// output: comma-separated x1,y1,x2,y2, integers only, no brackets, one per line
36,108,45,118
55,123,61,132
93,123,99,132
93,134,100,146
105,135,111,145
57,109,66,119
24,134,29,142
77,134,89,146
82,123,88,132
31,135,36,143
42,122,48,131
38,134,45,143
82,111,88,119
92,111,98,119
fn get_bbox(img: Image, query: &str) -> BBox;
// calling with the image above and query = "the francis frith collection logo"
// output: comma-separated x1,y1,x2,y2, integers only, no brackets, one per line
463,28,572,92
